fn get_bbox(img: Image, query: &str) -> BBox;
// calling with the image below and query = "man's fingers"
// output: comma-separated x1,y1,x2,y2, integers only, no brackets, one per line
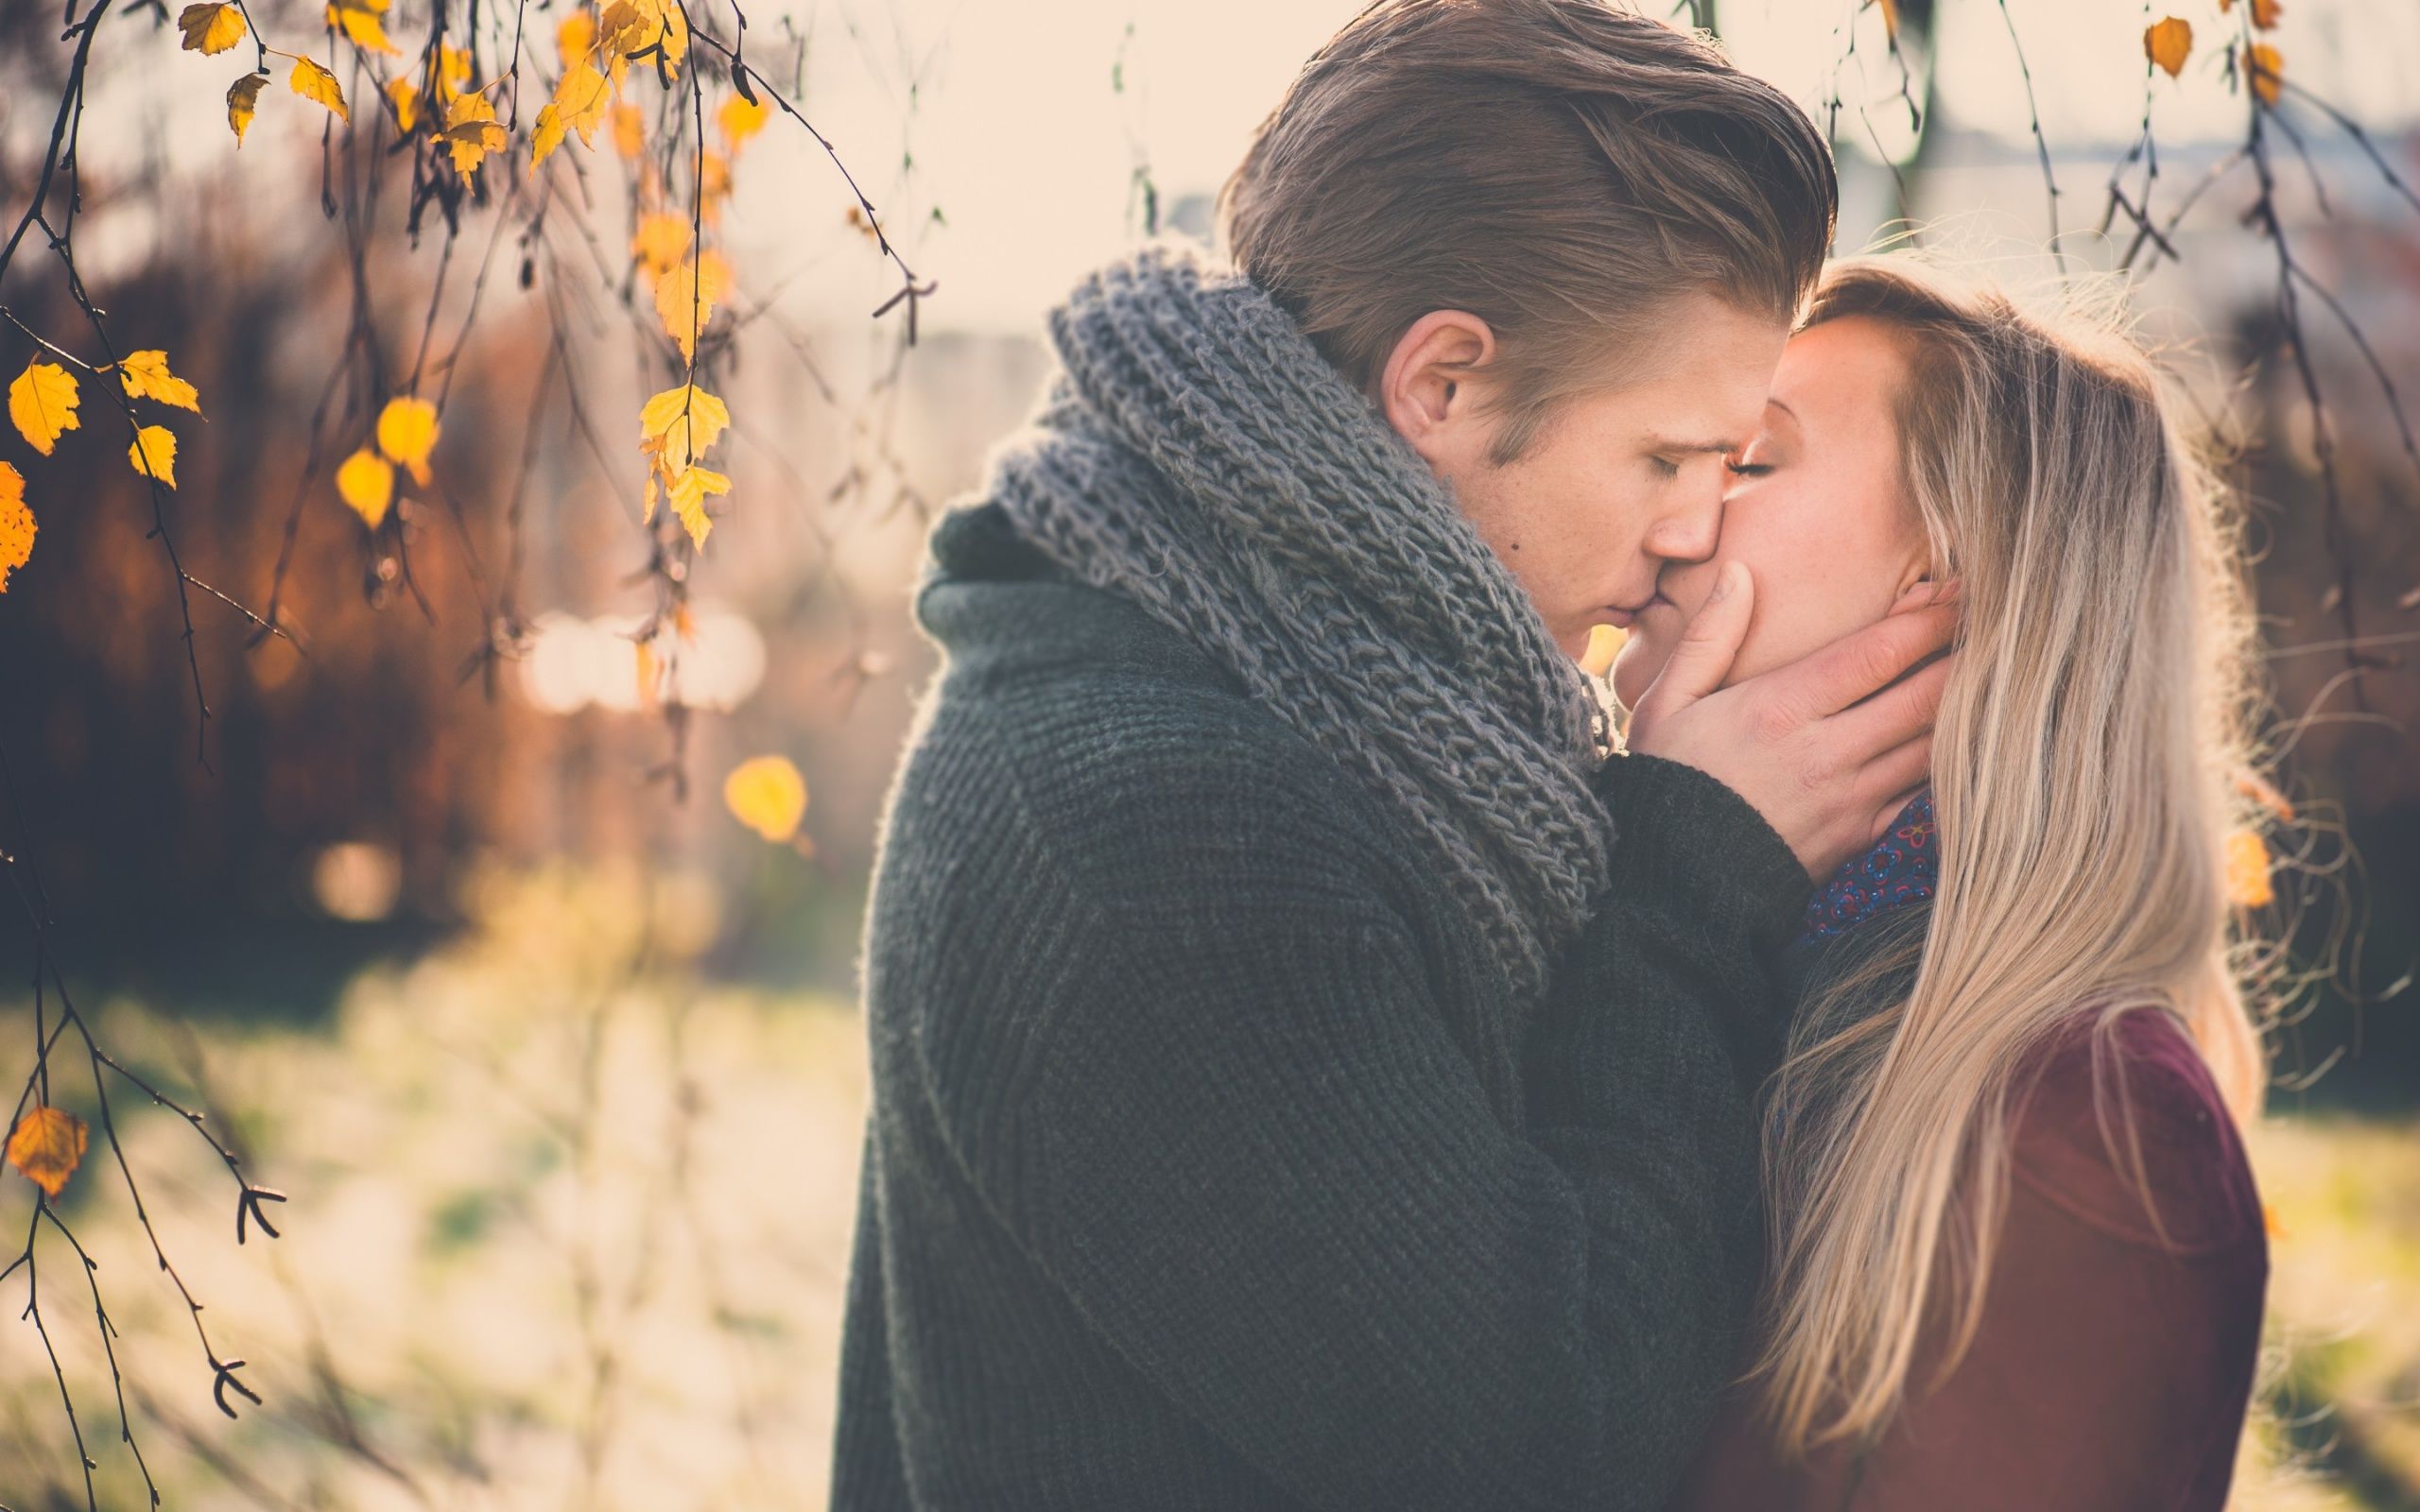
1856,732,1935,845
1828,652,1954,760
1774,603,1958,721
1634,562,1752,720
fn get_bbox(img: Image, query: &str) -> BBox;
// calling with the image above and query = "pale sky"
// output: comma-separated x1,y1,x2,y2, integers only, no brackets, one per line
34,0,2420,335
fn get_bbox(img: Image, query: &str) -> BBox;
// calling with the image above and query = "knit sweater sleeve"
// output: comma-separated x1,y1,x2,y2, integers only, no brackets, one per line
903,706,1810,1512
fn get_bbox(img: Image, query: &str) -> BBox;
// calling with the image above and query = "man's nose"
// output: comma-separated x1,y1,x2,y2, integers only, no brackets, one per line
1643,478,1724,566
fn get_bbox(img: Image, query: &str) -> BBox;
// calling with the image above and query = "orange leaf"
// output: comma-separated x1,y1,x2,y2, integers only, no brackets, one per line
337,447,394,528
2251,0,2282,29
1579,624,1627,679
723,755,807,842
0,461,34,593
2224,829,2275,909
2242,43,2282,108
178,1,246,55
9,361,80,455
229,71,268,143
7,1107,89,1199
375,395,440,485
129,424,180,489
290,55,350,122
116,349,202,413
2144,18,2192,79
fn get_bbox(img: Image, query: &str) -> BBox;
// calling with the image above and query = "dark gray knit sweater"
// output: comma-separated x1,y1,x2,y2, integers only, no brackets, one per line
831,502,1815,1512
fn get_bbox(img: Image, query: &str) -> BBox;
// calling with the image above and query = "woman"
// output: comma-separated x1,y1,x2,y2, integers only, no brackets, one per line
1609,257,2273,1510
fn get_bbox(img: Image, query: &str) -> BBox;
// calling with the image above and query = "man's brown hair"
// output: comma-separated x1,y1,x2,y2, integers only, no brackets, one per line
1220,0,1837,463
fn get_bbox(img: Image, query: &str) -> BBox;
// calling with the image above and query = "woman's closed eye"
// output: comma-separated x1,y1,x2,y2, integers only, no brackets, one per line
1725,457,1773,478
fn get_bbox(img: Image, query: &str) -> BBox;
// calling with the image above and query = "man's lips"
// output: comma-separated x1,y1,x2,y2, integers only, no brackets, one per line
1596,593,1669,629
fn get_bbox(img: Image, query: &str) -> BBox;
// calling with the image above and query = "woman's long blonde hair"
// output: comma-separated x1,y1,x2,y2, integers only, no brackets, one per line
1750,255,2271,1454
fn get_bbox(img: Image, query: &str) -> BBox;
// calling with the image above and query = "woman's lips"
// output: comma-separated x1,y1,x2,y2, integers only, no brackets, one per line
1598,593,1669,629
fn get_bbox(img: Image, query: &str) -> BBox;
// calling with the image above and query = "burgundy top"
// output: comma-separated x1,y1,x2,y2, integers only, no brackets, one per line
1670,1006,2270,1511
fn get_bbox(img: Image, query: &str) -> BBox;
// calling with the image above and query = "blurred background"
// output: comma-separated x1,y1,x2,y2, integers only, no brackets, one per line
0,0,2415,1505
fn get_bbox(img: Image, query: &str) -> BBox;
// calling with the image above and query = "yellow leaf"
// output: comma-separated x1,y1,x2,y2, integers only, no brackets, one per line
611,101,645,159
439,43,473,98
654,250,731,364
639,383,730,475
375,396,440,484
558,8,597,69
385,75,420,134
2263,1202,2286,1240
642,468,658,524
9,361,81,456
532,103,568,167
326,0,400,55
2243,43,2282,108
2251,0,2282,29
635,640,659,706
0,461,33,593
115,349,202,413
1579,623,1627,679
2225,829,2274,909
717,92,769,154
337,446,394,528
290,55,349,122
631,211,691,274
548,58,613,151
441,92,508,179
2144,17,2192,79
666,464,729,548
6,1107,88,1200
723,755,807,843
129,424,179,488
229,71,268,143
178,1,246,55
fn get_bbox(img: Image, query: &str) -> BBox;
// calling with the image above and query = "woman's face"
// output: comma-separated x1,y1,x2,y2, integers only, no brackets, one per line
1611,315,1937,710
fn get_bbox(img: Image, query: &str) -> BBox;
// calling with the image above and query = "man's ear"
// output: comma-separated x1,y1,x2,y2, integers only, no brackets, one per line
1380,310,1497,466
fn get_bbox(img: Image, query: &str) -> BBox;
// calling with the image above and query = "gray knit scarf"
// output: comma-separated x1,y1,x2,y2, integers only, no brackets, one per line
981,242,1612,1005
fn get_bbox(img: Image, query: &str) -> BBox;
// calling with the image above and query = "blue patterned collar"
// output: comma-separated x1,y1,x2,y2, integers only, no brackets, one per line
1794,788,1939,949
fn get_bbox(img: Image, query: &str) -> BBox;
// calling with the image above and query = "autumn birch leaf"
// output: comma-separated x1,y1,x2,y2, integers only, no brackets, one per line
2225,829,2275,908
375,395,440,484
717,92,769,155
2251,0,2282,28
611,101,645,160
631,212,692,275
557,8,597,68
229,71,268,142
325,0,400,55
2144,18,2192,79
441,93,508,179
655,251,731,363
178,1,246,55
384,76,421,134
667,465,729,548
7,1107,89,1199
558,59,613,145
336,447,394,528
438,43,473,98
290,56,350,122
723,755,807,843
115,349,202,413
10,361,81,455
2243,43,2283,107
129,424,180,488
639,383,730,475
0,462,33,593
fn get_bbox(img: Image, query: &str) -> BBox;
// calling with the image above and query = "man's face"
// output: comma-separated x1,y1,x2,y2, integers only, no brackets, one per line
1399,292,1789,658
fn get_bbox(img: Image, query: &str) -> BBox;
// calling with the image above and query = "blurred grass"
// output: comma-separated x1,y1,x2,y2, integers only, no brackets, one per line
0,864,2411,1509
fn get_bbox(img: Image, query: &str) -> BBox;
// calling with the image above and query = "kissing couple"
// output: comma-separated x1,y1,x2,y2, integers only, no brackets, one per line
834,2,2273,1507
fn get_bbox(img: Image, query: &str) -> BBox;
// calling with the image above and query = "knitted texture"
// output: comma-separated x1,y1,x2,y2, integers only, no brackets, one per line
982,241,1610,1005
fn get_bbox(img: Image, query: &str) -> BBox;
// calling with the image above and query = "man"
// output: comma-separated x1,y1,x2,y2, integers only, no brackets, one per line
831,3,1953,1508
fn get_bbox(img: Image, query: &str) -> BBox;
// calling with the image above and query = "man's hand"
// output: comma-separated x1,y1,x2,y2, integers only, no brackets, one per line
1625,562,1956,880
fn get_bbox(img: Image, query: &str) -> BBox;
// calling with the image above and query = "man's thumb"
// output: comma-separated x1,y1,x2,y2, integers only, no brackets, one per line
1637,562,1752,717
